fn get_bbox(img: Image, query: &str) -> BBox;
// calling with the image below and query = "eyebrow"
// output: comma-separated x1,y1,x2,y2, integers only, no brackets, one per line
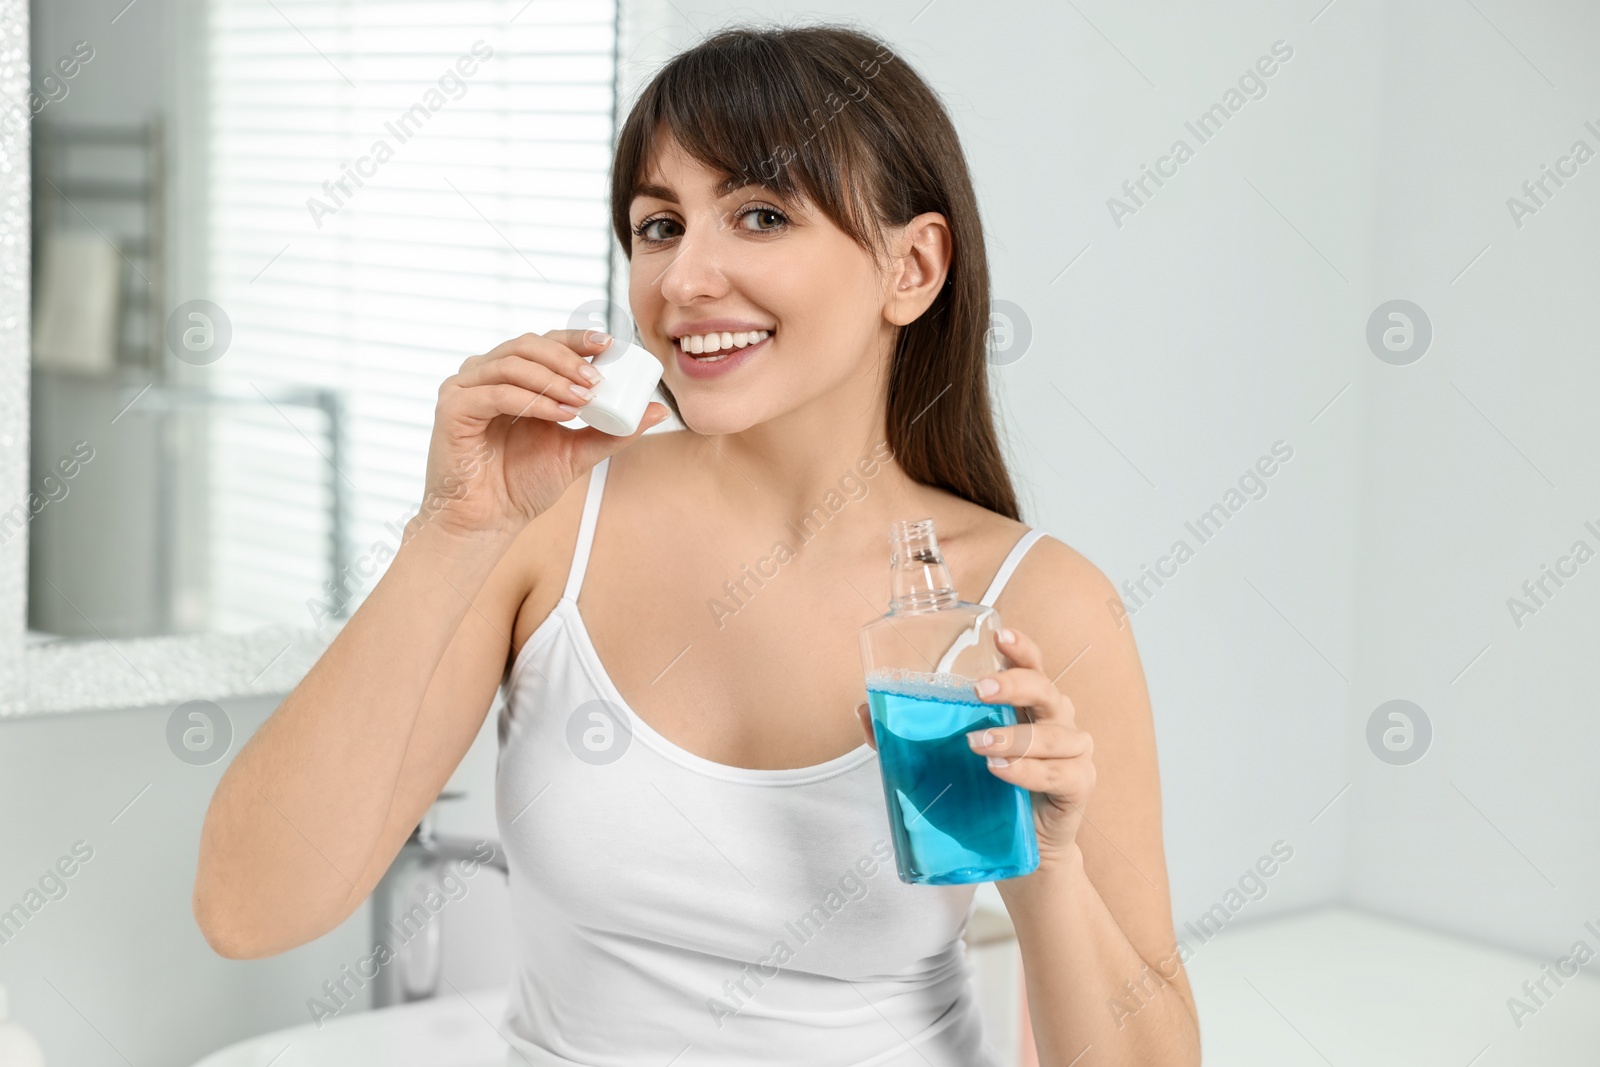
633,176,767,205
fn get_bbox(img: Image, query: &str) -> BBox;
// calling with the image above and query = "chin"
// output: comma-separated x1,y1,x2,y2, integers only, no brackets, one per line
676,408,763,436
671,395,775,436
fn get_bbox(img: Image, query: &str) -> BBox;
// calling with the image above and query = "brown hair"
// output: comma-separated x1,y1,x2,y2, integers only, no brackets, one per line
609,22,1020,521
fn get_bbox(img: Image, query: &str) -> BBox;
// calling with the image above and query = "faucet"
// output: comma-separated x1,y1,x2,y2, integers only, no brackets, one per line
370,790,508,1008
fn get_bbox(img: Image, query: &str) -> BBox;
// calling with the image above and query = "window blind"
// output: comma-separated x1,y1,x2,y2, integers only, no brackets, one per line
206,0,618,632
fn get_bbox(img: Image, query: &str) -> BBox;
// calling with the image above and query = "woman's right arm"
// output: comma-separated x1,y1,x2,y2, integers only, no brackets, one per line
191,329,667,959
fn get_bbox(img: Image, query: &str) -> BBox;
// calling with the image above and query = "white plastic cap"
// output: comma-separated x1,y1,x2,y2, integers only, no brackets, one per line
578,341,664,436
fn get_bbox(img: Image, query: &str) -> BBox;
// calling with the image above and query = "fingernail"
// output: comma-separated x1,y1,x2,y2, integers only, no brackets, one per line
568,383,596,402
975,677,999,697
986,756,1013,768
577,363,603,384
585,330,612,347
967,729,994,750
999,628,1015,644
556,402,579,416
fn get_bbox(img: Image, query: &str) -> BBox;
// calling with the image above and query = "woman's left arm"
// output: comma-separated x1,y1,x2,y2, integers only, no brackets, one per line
958,543,1200,1066
851,541,1200,1063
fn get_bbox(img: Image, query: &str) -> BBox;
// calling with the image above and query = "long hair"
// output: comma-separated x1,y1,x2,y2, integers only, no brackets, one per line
609,22,1020,521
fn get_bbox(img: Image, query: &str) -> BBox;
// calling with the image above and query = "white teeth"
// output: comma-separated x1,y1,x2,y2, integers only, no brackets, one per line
675,329,770,358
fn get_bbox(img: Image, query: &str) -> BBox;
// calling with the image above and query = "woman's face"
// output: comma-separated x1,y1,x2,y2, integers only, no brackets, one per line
626,136,897,436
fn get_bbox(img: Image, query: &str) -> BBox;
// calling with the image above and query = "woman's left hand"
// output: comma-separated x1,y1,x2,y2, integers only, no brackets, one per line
853,625,1095,875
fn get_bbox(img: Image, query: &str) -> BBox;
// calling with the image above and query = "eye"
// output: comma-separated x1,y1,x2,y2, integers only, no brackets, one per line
632,214,681,245
739,205,788,233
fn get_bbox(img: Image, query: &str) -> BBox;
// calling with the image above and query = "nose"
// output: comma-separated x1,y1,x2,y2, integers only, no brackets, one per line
651,204,733,306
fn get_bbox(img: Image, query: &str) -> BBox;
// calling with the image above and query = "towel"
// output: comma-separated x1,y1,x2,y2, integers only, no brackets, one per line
33,227,123,375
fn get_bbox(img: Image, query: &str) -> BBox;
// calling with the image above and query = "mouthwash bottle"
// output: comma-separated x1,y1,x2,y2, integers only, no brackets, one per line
858,518,1039,885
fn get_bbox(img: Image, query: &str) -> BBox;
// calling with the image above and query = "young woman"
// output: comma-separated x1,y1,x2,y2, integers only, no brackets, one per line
194,23,1199,1067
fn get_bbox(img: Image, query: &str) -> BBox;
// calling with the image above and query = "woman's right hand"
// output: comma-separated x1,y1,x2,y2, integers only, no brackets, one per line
419,329,669,541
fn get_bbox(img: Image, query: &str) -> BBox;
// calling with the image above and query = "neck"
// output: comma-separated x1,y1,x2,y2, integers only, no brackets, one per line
684,355,931,551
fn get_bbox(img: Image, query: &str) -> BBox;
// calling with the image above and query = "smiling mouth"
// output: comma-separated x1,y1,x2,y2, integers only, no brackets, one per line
673,328,773,362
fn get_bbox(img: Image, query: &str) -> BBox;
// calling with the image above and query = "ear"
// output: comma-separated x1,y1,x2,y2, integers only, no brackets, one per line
883,212,952,327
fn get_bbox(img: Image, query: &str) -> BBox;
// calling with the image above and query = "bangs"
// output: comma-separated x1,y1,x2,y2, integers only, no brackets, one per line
613,27,886,256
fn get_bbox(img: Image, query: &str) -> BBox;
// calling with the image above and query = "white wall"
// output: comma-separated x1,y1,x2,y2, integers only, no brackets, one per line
1343,0,1600,958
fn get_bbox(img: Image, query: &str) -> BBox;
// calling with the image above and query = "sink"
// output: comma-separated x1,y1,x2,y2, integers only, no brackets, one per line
190,986,512,1067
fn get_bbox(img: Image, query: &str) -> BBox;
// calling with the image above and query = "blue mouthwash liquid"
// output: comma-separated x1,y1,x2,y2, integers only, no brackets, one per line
866,673,1039,885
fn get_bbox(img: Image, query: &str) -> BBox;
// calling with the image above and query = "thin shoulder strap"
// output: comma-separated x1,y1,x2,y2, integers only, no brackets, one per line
978,528,1047,607
562,456,610,602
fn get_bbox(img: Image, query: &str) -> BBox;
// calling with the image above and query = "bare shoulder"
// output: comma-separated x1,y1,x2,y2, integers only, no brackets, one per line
984,524,1155,742
997,531,1126,657
939,491,1116,634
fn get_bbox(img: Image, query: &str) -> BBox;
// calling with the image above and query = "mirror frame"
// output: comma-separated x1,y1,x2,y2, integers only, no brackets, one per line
0,0,335,718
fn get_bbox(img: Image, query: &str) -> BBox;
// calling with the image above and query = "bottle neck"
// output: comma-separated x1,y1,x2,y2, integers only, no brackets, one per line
889,519,958,611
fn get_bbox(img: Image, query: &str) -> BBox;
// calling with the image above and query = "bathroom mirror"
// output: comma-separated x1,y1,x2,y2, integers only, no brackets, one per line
5,0,631,715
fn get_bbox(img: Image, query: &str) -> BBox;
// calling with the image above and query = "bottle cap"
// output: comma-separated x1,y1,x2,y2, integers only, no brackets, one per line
577,341,664,436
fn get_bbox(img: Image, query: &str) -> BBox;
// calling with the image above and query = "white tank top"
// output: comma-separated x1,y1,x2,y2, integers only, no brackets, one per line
493,455,1047,1066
